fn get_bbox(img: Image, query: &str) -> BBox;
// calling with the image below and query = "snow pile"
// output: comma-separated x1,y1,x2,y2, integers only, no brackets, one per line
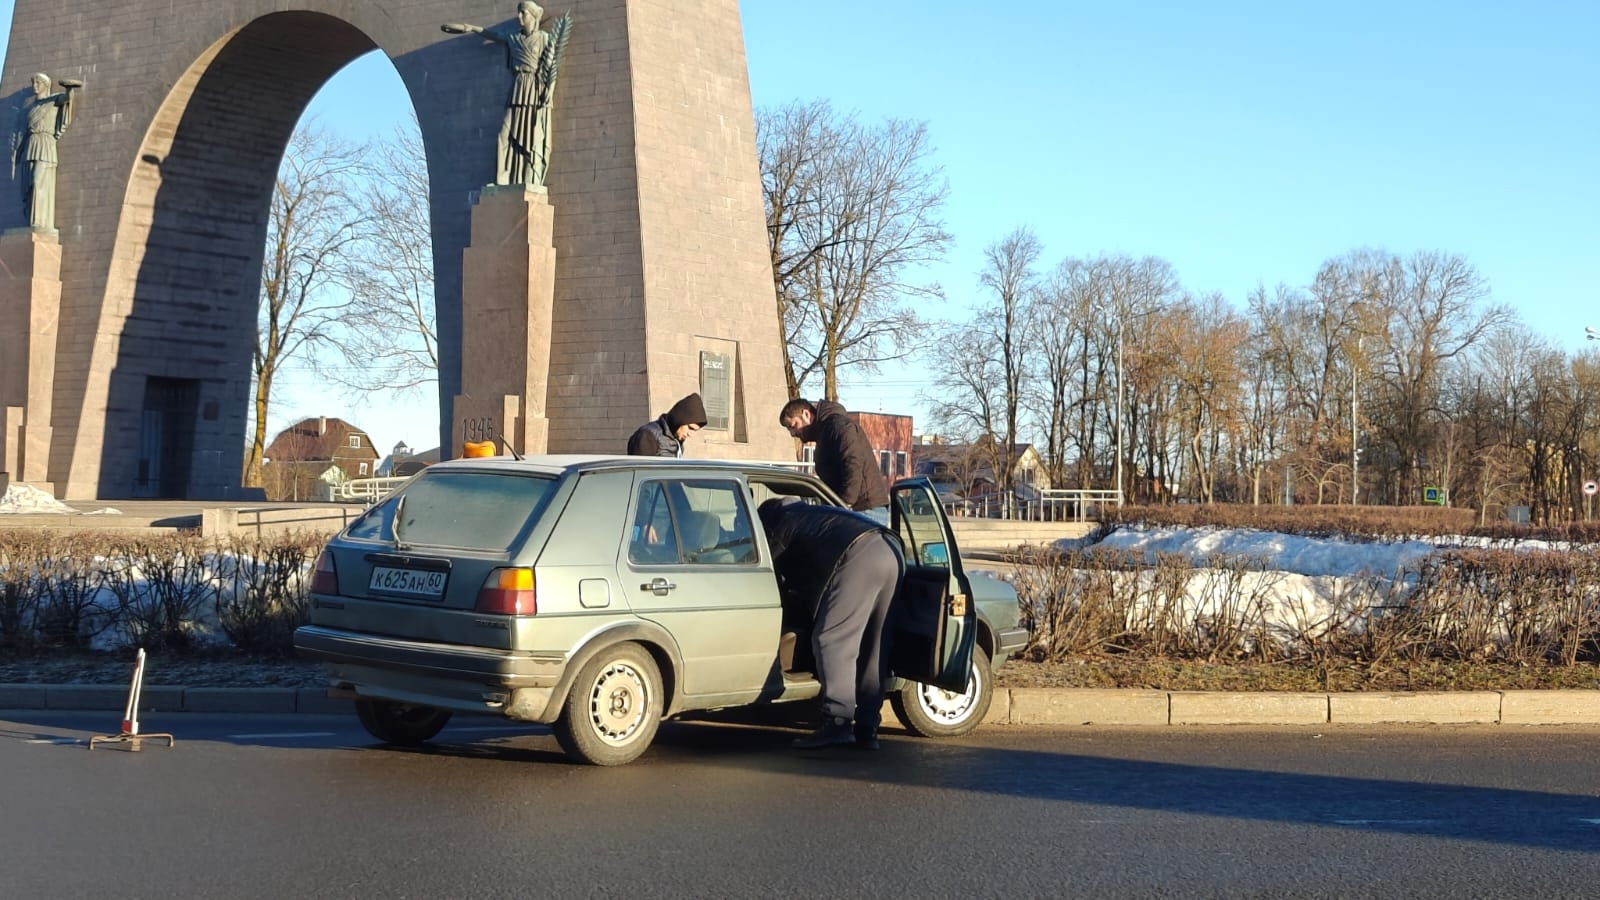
1084,525,1437,578
1037,525,1448,648
0,483,75,514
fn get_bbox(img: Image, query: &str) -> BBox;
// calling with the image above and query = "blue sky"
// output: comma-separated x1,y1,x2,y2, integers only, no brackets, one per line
1,1,1595,454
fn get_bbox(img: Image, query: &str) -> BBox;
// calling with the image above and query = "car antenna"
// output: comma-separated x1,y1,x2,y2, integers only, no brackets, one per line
495,428,524,461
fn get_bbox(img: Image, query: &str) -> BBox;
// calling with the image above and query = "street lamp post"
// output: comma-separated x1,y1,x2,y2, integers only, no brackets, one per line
1115,315,1124,507
1352,334,1360,504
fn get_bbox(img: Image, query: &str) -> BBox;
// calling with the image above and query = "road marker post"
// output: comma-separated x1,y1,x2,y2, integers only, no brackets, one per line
88,648,175,751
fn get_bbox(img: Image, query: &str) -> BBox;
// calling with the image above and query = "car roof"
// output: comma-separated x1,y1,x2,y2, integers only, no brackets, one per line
426,454,818,479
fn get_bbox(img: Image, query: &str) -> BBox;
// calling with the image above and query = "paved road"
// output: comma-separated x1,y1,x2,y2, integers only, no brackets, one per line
4,711,1599,898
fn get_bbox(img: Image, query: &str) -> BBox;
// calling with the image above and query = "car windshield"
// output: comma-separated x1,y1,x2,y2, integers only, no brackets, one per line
345,470,556,551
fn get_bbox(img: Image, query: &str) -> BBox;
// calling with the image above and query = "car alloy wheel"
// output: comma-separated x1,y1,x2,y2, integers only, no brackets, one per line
890,646,992,738
553,642,664,766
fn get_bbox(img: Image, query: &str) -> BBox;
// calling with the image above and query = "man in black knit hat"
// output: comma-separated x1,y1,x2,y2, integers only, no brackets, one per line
627,393,708,457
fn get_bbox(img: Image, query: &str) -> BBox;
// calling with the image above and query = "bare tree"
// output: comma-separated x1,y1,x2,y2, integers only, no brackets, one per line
1028,256,1100,486
757,100,952,398
1357,250,1507,502
757,101,832,399
244,125,374,488
1237,284,1297,503
976,227,1042,512
925,318,1003,448
1168,292,1248,503
337,116,439,395
1116,257,1182,503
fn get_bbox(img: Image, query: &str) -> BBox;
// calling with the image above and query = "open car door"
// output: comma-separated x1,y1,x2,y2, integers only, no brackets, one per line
887,477,977,692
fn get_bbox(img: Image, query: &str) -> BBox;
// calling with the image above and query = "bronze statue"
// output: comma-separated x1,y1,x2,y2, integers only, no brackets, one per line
12,73,81,232
443,3,573,189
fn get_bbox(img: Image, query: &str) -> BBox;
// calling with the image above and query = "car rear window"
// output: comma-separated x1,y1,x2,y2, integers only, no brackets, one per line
345,471,556,551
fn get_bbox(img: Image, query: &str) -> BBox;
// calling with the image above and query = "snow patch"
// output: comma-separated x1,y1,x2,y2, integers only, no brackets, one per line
0,483,75,514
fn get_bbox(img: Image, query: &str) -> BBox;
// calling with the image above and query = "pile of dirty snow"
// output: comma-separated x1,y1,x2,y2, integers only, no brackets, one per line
0,483,76,514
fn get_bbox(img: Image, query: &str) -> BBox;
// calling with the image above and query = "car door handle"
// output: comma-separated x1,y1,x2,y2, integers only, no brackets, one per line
640,578,676,596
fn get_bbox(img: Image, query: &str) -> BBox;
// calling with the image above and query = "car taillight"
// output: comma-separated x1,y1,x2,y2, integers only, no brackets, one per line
476,567,536,615
310,550,338,595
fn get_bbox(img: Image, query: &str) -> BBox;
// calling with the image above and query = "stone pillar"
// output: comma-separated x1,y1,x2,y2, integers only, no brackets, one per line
0,230,60,492
452,186,557,458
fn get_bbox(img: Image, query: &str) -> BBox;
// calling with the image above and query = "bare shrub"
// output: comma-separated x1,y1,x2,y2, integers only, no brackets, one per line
104,533,221,653
1124,552,1194,657
1012,546,1140,661
1181,554,1274,662
215,532,319,656
0,530,48,650
35,532,114,649
1278,572,1391,667
1101,503,1476,543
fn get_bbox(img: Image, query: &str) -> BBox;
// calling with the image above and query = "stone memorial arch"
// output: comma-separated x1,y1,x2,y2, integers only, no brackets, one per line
0,0,791,500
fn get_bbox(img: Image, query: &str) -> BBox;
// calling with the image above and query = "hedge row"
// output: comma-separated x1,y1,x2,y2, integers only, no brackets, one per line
1011,546,1600,668
1096,504,1546,543
0,530,325,657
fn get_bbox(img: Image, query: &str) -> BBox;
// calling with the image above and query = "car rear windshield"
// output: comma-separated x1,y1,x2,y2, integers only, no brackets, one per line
345,470,556,552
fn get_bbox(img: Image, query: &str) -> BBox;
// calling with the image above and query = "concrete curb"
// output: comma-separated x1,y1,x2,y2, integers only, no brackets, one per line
979,689,1600,727
5,684,1600,725
0,683,341,715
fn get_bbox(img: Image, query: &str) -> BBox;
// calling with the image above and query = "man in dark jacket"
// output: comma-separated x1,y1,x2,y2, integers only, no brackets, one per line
627,393,707,457
779,398,890,514
758,496,903,750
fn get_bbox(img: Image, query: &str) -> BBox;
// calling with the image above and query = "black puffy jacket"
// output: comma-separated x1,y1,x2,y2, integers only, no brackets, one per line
758,499,898,620
810,400,890,511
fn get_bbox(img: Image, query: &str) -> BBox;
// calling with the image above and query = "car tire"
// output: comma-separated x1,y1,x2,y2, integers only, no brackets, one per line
354,699,453,746
890,646,992,738
552,642,663,766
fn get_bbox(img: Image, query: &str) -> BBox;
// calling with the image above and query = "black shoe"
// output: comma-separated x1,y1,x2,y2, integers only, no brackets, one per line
853,725,879,751
793,717,854,749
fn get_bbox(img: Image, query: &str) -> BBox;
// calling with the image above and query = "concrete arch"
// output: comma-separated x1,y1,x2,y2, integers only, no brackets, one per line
0,0,791,500
106,12,388,497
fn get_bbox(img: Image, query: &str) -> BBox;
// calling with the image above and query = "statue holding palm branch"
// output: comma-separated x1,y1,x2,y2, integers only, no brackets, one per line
443,3,573,188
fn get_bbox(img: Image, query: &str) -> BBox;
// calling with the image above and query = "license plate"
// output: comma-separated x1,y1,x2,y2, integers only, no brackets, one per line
368,566,448,600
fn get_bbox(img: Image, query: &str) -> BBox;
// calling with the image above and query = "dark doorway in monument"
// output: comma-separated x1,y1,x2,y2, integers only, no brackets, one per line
101,11,432,500
133,377,200,499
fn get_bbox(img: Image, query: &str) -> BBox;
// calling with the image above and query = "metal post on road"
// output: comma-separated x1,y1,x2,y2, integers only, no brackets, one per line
89,648,175,751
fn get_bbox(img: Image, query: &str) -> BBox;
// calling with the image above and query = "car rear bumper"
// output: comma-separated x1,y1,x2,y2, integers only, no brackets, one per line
994,627,1029,661
293,625,566,721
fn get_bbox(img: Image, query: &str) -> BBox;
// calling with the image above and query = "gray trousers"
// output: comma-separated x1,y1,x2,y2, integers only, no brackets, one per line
812,534,901,726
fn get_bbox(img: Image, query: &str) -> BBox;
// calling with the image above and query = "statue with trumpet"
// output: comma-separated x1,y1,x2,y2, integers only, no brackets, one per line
12,72,81,232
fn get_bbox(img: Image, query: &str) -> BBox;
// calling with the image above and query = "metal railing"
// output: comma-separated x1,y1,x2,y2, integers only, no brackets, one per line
333,476,409,504
1025,489,1120,522
941,488,1121,522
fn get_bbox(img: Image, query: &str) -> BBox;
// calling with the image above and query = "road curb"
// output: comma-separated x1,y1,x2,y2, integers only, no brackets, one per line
6,684,1600,726
0,684,350,716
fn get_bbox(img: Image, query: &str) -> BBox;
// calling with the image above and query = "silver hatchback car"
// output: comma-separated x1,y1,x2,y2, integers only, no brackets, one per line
294,456,1027,765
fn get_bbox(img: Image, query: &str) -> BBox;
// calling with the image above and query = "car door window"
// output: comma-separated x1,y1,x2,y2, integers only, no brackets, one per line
629,478,758,565
629,482,679,564
893,486,950,566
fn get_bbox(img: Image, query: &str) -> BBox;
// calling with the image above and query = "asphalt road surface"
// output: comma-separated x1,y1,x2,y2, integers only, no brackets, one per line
4,710,1599,899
